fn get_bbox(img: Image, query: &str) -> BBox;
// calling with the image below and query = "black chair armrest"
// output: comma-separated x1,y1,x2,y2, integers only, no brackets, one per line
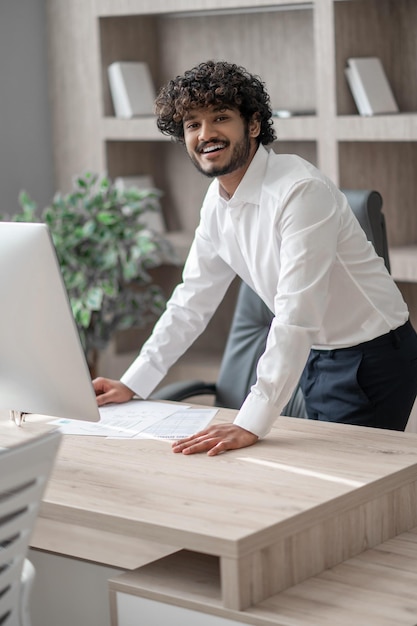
151,380,217,402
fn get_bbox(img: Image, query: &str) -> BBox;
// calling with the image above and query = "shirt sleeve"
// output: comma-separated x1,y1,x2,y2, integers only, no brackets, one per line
121,224,236,398
233,178,341,438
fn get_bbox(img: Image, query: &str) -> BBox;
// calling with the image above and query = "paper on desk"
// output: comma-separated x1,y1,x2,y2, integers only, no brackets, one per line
50,400,188,437
98,399,186,427
137,408,218,440
48,418,136,437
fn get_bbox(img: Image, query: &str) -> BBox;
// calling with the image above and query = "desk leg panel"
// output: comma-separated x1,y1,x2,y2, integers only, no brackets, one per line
243,479,417,606
220,554,253,611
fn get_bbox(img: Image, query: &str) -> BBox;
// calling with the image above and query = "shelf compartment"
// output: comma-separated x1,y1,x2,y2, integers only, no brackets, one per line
105,140,214,233
338,141,417,248
273,140,318,168
334,0,417,116
99,6,316,119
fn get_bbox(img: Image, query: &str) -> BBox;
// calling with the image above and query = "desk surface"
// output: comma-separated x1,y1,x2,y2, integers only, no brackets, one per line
3,406,417,610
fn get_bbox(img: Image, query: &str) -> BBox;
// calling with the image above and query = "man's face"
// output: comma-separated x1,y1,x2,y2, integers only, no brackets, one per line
182,106,256,179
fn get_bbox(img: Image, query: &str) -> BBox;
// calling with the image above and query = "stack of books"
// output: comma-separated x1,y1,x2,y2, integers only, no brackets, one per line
345,57,399,116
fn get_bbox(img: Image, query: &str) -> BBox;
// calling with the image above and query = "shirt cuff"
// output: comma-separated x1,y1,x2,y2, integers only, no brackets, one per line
233,392,279,439
120,358,163,399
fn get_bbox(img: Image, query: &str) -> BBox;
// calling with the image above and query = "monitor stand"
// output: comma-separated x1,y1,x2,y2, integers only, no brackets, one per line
10,410,27,427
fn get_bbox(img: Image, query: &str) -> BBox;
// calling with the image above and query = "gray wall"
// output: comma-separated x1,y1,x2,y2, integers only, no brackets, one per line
0,0,54,217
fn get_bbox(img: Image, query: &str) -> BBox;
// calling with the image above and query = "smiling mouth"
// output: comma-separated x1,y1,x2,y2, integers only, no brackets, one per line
199,142,227,155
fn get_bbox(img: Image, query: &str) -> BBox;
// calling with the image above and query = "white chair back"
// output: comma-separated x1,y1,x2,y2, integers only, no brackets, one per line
0,430,61,626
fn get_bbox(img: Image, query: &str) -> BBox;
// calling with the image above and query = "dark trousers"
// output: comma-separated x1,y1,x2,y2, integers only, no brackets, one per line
300,320,417,431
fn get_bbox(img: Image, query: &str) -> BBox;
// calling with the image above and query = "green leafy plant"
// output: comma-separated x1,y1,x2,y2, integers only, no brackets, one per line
4,173,177,374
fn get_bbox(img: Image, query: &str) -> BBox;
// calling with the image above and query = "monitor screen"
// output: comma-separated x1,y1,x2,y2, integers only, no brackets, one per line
0,222,100,421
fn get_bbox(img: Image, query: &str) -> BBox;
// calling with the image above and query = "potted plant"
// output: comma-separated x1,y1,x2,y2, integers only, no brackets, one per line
3,172,177,376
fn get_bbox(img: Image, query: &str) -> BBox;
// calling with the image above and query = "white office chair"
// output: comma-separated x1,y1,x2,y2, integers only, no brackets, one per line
0,430,61,626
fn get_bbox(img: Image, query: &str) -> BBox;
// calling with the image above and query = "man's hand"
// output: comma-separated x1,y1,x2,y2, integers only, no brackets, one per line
172,423,258,456
93,377,135,406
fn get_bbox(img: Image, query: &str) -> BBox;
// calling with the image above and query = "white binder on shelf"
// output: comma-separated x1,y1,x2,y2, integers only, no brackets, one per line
345,57,399,116
108,62,156,119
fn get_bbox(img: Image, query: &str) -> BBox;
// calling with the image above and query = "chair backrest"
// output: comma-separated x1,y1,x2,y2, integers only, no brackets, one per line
215,189,390,415
0,430,61,626
215,279,272,409
343,189,390,272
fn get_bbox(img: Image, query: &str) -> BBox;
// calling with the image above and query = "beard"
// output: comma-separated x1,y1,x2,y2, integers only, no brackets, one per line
188,124,251,179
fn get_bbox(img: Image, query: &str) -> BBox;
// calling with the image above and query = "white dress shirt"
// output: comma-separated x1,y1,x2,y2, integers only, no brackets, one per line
122,145,408,437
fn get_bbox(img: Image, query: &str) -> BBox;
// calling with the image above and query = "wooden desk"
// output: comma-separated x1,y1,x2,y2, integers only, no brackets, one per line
109,528,417,626
3,406,417,615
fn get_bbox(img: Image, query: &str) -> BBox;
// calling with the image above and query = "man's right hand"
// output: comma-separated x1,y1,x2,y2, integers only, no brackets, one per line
93,377,135,406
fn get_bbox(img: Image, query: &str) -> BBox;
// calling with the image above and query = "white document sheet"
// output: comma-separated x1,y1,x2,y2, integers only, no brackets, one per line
137,408,218,440
50,400,189,437
48,418,137,437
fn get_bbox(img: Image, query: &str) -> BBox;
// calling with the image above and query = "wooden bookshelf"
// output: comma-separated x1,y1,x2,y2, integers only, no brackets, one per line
46,0,417,429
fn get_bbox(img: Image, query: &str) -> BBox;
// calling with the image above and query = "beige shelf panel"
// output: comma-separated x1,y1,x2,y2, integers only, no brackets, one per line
390,246,417,283
101,117,169,142
101,116,319,142
336,113,417,141
95,0,313,17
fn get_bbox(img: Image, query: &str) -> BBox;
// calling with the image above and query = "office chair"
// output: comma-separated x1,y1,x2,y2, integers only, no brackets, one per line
344,189,390,272
152,190,390,418
0,430,61,626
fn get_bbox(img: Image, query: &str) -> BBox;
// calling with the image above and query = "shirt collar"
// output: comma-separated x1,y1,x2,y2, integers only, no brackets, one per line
221,144,269,208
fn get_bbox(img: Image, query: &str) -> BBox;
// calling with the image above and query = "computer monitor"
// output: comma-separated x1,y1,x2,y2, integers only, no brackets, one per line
0,222,100,421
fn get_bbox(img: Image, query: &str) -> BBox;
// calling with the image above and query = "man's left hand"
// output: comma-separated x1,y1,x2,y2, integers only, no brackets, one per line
172,423,258,456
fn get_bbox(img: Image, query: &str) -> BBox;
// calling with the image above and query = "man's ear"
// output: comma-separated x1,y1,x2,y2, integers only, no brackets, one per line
249,113,261,138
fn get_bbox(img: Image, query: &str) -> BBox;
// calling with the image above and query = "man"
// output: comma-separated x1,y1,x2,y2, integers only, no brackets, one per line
94,60,417,456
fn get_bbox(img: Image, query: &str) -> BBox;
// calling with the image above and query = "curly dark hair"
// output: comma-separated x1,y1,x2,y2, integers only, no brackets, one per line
154,60,276,146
